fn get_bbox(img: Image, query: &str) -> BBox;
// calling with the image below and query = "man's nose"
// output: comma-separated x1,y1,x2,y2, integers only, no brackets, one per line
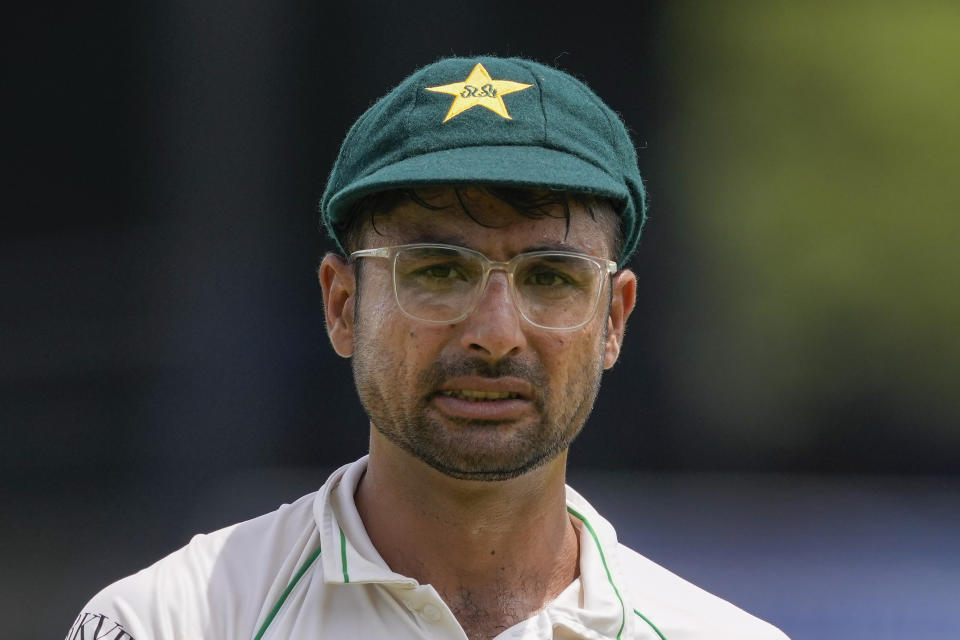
458,271,527,360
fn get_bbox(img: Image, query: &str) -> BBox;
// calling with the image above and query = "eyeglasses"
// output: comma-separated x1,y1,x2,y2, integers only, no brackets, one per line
349,243,617,331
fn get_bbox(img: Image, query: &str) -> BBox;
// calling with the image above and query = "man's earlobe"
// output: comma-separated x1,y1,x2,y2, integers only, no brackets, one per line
604,269,637,369
318,253,356,358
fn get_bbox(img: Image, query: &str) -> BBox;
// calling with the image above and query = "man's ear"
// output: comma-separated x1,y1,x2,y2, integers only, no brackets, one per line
604,269,637,369
318,253,357,358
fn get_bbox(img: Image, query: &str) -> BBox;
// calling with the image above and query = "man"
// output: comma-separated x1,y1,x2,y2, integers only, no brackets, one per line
69,57,789,640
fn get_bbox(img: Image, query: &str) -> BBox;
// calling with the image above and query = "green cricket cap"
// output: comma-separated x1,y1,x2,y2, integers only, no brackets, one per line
320,56,647,266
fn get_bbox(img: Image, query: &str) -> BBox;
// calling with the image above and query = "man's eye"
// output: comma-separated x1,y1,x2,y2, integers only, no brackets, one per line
421,264,457,279
526,270,572,287
412,262,469,282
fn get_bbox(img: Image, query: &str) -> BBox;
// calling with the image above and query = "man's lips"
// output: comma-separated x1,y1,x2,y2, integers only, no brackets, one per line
430,377,534,420
434,376,532,399
438,389,521,401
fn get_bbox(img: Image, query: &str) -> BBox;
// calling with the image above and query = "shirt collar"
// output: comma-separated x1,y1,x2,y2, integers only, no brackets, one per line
313,456,630,637
314,455,415,586
553,485,629,638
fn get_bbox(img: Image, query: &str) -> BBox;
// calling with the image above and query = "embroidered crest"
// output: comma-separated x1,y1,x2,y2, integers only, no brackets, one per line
425,63,532,123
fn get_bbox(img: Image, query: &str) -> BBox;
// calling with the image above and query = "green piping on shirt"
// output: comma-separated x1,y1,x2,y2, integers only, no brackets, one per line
567,506,626,640
339,525,350,583
634,608,668,640
252,545,322,640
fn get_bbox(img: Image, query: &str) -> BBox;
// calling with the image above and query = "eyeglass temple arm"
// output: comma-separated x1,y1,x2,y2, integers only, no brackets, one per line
349,247,392,260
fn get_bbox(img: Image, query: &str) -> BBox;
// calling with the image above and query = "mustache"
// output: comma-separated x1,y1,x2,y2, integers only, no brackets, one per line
420,356,547,389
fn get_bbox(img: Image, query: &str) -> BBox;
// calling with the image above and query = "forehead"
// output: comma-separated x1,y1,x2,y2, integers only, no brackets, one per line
358,187,617,259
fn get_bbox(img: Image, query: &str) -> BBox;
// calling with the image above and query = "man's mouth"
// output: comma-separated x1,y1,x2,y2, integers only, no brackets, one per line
438,390,522,401
431,376,534,420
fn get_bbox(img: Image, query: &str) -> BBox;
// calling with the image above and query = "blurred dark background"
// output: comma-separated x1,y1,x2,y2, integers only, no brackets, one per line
3,2,958,638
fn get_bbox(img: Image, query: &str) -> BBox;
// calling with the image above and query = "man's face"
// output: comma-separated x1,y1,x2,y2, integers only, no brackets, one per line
322,188,635,481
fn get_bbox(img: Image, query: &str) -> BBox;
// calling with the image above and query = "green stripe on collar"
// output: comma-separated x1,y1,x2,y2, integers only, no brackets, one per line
253,546,322,640
634,608,668,639
340,525,350,583
567,506,626,640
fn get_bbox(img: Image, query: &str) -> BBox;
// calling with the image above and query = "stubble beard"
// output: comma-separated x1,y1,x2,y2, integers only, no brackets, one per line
351,323,607,482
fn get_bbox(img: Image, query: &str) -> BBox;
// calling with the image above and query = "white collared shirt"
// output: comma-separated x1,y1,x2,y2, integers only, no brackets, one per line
69,457,789,640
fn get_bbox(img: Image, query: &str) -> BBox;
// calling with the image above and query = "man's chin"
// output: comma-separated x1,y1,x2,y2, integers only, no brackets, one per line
419,458,545,483
405,439,564,483
372,415,570,481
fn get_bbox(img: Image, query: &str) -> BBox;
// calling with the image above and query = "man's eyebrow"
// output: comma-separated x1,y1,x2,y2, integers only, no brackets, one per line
403,233,468,246
402,236,590,256
523,242,581,253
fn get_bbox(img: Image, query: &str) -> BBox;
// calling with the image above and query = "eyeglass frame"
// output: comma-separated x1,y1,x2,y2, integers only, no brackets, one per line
348,242,619,331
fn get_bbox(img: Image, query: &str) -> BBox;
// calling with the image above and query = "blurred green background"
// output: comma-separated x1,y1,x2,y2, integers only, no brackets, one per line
657,1,959,470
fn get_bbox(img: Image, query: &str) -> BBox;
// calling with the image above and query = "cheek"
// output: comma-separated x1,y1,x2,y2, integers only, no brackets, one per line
363,292,395,325
365,312,447,381
536,330,604,384
536,334,576,381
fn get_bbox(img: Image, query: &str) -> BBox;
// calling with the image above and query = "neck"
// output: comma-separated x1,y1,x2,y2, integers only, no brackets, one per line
355,430,580,639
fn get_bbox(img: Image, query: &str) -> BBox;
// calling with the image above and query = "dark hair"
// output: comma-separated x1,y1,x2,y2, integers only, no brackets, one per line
338,186,624,262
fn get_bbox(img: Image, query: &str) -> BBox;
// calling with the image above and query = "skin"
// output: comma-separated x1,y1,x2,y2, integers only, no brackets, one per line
318,187,637,640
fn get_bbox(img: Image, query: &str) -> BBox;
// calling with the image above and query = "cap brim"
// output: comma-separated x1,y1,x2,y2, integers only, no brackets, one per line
325,145,628,229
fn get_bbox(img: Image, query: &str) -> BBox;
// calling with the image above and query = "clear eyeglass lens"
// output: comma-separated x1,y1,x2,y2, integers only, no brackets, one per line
394,246,483,322
514,255,601,328
393,246,602,329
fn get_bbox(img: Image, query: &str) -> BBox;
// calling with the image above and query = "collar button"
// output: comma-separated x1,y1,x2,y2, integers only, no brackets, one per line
420,603,442,623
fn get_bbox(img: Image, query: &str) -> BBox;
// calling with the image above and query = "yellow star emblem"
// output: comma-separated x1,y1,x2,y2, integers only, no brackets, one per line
425,63,533,123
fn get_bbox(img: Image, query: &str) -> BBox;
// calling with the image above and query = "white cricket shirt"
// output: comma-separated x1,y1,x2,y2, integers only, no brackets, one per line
68,456,789,639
